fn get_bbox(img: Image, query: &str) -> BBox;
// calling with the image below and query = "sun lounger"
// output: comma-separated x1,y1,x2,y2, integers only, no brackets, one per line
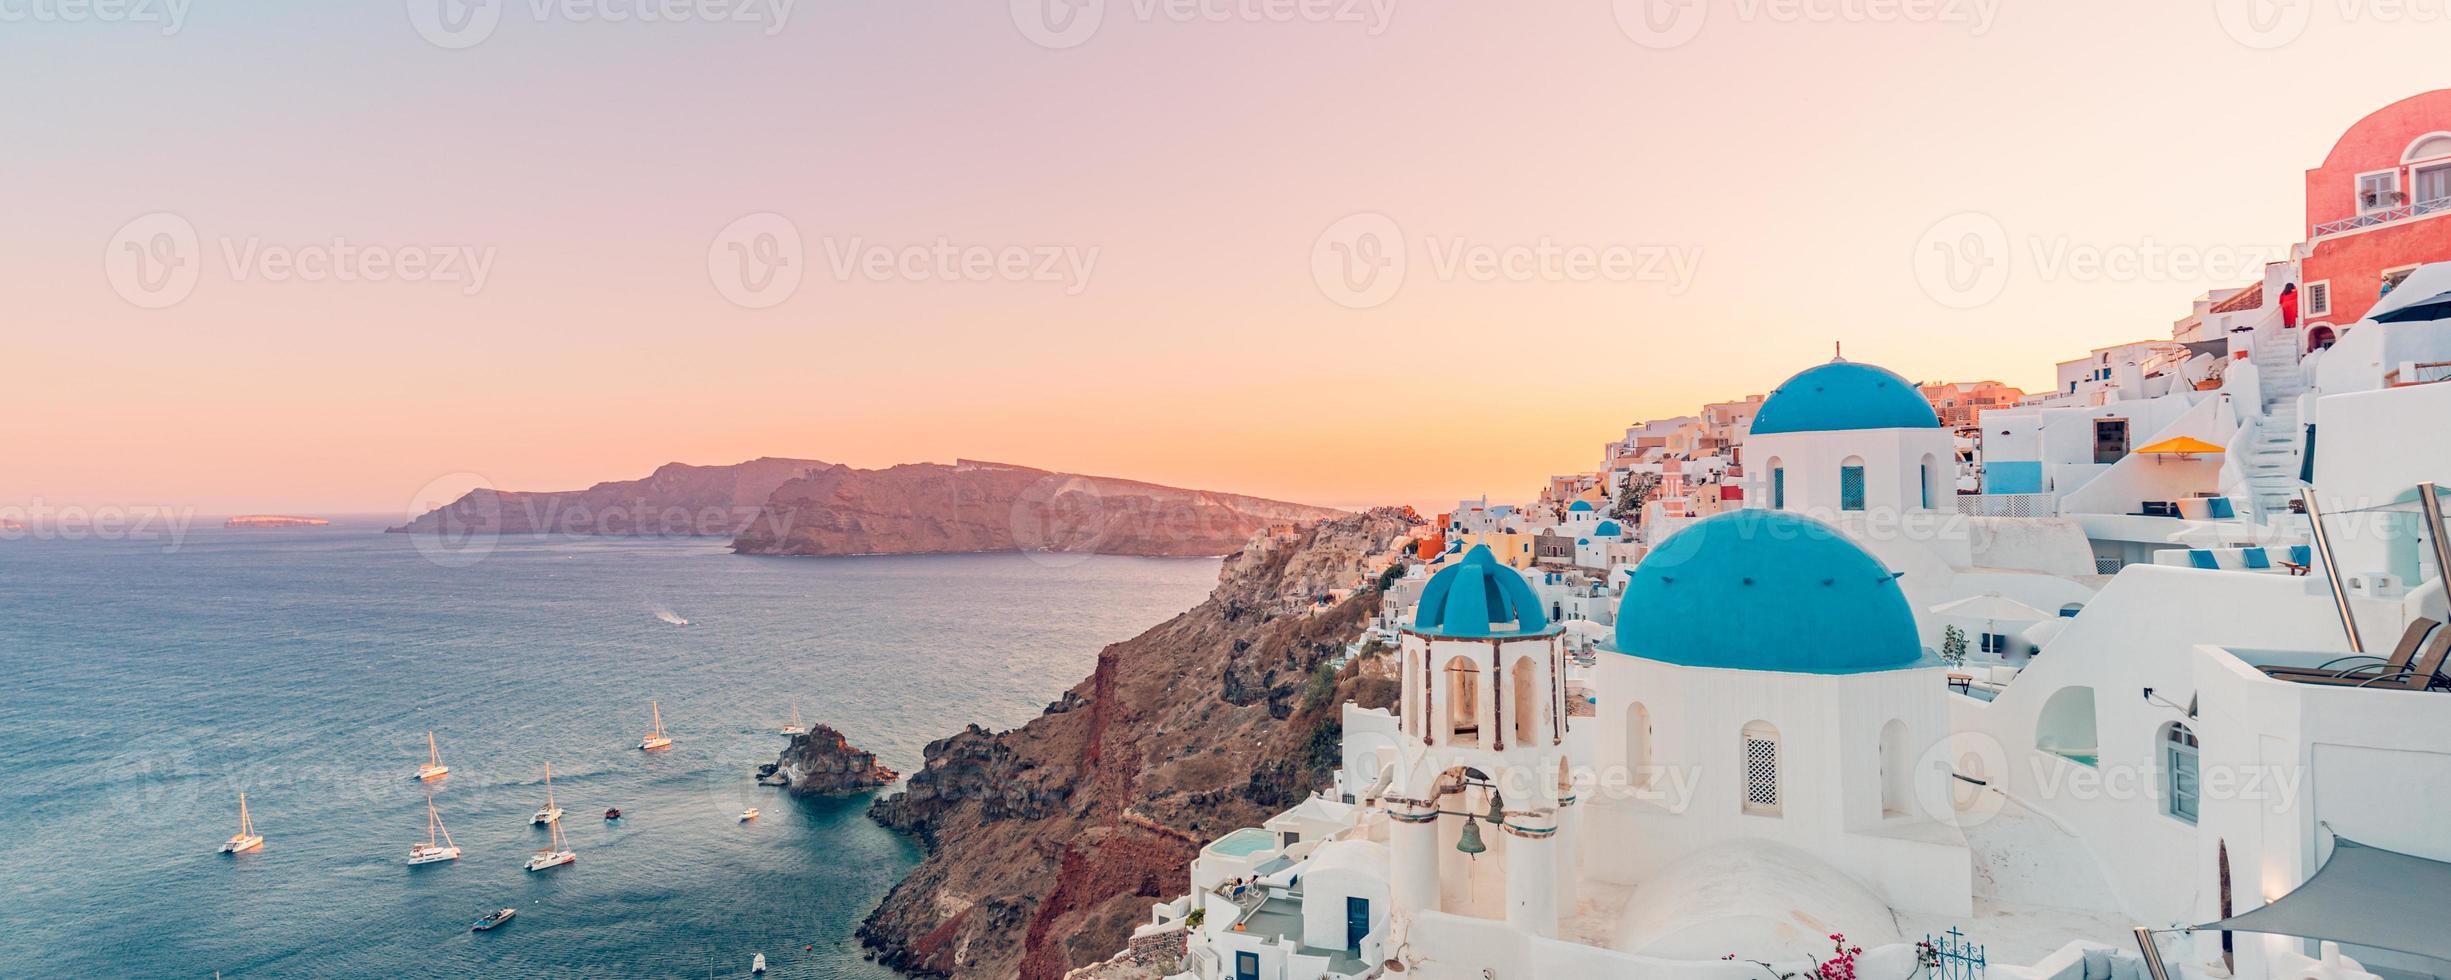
2241,547,2272,570
2261,618,2443,684
2188,550,2221,570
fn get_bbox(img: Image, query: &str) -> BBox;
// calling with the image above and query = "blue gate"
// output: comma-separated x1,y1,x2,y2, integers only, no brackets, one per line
1922,928,1986,980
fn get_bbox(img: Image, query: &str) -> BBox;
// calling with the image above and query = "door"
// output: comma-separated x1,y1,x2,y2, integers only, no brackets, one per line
2093,419,2129,464
1236,950,1260,980
2415,163,2451,208
1346,896,1371,951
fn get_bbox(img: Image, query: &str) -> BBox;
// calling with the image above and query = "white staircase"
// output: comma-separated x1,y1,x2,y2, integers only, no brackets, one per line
2242,323,2308,520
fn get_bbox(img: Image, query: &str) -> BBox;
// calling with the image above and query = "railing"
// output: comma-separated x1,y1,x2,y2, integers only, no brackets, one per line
1956,493,2058,518
2386,360,2451,387
1922,928,1987,980
2311,196,2451,237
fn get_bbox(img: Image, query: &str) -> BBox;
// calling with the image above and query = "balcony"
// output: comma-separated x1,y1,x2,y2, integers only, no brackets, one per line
2311,195,2451,237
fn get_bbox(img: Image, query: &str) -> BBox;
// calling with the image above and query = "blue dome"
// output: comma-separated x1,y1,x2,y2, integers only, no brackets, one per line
1593,520,1622,537
1414,545,1554,638
1568,500,1595,512
1750,361,1940,435
1608,510,1927,673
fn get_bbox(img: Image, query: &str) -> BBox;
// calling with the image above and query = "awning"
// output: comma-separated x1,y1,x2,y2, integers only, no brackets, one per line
2136,436,2226,455
2197,837,2451,961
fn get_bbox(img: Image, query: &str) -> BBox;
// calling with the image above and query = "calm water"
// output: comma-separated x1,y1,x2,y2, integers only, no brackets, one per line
0,524,1218,978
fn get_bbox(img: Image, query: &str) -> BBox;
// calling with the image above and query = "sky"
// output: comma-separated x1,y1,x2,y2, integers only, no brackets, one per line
4,0,2446,518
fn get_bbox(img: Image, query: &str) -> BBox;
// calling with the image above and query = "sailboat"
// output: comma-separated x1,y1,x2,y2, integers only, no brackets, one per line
781,704,804,737
637,700,672,751
524,812,575,871
220,792,263,853
414,732,449,780
530,762,564,825
407,795,461,865
752,952,768,974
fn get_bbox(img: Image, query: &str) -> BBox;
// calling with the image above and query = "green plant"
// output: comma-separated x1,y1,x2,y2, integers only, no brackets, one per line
1941,625,1968,668
1613,472,1662,522
1185,907,1205,930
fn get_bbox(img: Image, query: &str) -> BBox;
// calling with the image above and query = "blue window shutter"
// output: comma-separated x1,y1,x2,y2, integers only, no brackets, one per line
1841,466,1866,512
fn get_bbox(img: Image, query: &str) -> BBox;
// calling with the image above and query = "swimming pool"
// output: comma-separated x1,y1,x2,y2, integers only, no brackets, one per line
1207,827,1277,858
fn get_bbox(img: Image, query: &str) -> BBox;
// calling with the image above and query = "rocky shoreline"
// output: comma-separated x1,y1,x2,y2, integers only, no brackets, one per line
849,508,1417,978
764,724,900,796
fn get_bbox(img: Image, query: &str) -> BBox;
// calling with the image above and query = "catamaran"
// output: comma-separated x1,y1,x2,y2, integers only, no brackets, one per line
530,762,563,825
414,731,449,781
637,700,671,751
781,704,804,737
524,814,575,871
408,795,461,865
220,792,263,853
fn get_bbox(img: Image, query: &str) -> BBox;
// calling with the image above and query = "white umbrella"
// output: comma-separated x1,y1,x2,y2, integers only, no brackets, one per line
1561,619,1612,640
1929,592,2049,622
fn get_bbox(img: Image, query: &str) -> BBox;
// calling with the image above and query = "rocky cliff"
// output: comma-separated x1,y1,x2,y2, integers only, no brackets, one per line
729,459,1346,558
388,457,827,537
765,724,901,795
856,508,1417,978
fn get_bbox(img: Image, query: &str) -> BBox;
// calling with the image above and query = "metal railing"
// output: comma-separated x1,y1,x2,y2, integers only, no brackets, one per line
1956,493,2058,518
2311,196,2451,237
1922,928,1987,980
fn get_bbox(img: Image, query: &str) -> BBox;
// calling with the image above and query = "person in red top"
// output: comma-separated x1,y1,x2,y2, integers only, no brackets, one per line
2279,282,2299,329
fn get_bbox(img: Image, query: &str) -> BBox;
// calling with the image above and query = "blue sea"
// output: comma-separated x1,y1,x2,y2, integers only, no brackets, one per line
0,523,1220,978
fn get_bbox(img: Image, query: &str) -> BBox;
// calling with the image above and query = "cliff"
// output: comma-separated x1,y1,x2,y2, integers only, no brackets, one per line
387,457,826,537
728,459,1346,558
856,508,1418,978
765,724,901,795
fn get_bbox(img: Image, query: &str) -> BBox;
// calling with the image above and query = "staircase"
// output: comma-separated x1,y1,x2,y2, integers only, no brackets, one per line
2242,322,2308,520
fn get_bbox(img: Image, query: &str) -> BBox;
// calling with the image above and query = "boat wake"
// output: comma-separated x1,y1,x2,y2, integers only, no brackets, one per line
646,603,690,626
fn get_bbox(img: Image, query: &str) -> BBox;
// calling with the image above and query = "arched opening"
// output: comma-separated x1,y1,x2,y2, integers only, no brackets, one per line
1625,702,1653,790
2035,686,2099,766
2059,602,2085,618
1840,456,1867,512
1879,719,1912,817
1442,655,1481,747
1741,720,1781,816
1510,657,1540,747
2163,721,2200,824
2307,324,2338,352
1767,457,1786,510
1919,453,1941,511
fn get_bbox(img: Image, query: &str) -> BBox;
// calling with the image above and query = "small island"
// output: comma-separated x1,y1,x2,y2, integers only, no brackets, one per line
225,515,331,529
762,724,899,796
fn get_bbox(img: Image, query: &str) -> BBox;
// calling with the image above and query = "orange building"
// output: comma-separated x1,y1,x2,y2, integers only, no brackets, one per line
2299,90,2451,346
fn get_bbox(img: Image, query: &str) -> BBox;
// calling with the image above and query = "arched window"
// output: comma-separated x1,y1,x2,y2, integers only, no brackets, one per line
1442,655,1481,747
1840,456,1867,512
1510,657,1541,747
2404,132,2451,164
2059,602,2085,618
1741,721,1781,816
1919,453,1940,511
1879,719,1912,817
1626,702,1654,790
2035,687,2099,767
2163,722,2200,824
1767,457,1786,510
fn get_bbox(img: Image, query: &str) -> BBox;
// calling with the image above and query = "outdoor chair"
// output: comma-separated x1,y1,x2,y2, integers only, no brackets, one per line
2260,618,2443,684
2241,547,2273,570
2348,630,2451,691
2188,550,2221,570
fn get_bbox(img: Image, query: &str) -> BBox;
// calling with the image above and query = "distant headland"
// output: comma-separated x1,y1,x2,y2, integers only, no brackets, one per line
225,515,331,529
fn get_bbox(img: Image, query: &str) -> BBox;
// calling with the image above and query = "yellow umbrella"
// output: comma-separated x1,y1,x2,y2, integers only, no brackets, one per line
2135,436,2226,455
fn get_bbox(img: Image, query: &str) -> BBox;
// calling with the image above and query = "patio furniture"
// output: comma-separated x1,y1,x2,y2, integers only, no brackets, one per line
2281,544,2314,576
2207,497,2238,519
2349,630,2451,691
1947,673,1974,694
2188,550,2221,570
2242,547,2273,570
2260,619,2443,685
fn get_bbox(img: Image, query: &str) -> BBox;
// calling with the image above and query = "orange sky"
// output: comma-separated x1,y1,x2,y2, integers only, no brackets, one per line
5,2,2443,517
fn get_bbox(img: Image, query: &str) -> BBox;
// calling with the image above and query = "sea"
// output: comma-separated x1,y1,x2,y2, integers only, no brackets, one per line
0,522,1221,978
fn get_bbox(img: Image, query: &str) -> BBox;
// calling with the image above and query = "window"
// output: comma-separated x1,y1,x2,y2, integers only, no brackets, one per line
2382,264,2421,298
1742,721,1781,816
2093,419,2130,464
1236,950,1260,980
2418,164,2451,208
1840,460,1866,512
1879,719,1912,817
2164,723,2200,824
1920,461,1933,510
1981,632,2010,654
2357,169,2402,212
2305,280,2331,317
2408,133,2451,164
1772,466,1786,510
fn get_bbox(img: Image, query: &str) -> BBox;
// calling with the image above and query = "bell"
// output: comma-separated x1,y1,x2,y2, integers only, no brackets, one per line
1455,817,1487,855
1485,790,1506,825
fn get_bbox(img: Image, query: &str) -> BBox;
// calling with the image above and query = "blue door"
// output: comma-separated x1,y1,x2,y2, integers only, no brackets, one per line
1346,896,1370,951
1236,950,1259,980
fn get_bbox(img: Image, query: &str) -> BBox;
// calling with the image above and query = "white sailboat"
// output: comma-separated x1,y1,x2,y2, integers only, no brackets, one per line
220,792,263,853
638,700,672,750
752,952,768,974
408,795,461,865
414,731,449,781
781,704,804,737
530,761,564,825
524,812,575,871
